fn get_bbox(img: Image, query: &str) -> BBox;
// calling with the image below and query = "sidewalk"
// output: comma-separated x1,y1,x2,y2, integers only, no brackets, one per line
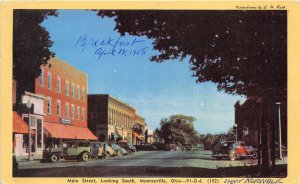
16,154,43,163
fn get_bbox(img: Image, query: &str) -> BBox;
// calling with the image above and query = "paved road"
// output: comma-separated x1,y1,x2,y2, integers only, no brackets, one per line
15,150,287,177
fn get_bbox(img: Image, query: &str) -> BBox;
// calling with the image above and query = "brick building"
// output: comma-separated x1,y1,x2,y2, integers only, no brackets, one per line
36,57,97,148
13,57,97,157
88,94,146,144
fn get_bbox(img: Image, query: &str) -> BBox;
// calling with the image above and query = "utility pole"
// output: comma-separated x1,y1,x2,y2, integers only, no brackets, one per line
276,102,283,160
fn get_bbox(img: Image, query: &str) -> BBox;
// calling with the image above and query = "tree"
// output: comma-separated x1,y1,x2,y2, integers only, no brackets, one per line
98,10,287,175
13,10,57,104
156,114,198,146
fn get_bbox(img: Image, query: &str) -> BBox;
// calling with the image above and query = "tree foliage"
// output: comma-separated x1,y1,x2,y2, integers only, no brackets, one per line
98,10,286,98
155,115,199,145
13,10,57,103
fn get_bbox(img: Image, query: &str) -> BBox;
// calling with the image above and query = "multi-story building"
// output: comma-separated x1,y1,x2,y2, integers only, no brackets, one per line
88,94,146,144
133,115,146,144
35,57,96,148
235,96,287,147
13,57,97,157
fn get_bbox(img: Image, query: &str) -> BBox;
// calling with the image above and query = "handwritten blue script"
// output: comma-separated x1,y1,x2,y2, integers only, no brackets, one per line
75,34,148,61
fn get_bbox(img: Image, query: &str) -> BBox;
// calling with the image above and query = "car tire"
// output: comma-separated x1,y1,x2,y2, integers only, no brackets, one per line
50,154,59,163
229,153,236,161
104,152,111,159
252,151,258,159
216,156,222,160
117,150,123,157
81,152,90,162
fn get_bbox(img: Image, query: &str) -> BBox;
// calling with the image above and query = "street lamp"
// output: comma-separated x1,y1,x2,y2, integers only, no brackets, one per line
114,122,117,143
121,125,124,141
276,102,283,160
26,101,33,161
233,124,238,142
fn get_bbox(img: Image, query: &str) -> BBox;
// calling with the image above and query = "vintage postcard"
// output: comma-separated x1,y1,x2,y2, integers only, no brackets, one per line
1,1,300,184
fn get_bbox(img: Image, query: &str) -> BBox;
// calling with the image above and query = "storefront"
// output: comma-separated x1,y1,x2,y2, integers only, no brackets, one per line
43,122,97,148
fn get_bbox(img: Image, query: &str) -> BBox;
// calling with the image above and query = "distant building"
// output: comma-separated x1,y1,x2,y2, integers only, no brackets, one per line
88,94,146,144
235,96,287,147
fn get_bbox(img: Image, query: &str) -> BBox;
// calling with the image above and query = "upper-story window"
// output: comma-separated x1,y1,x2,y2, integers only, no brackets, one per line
82,107,85,121
76,106,80,120
71,104,75,119
65,103,69,118
82,88,85,101
77,85,80,99
66,80,69,96
57,76,61,93
47,98,51,114
39,69,44,87
47,72,52,90
71,83,75,98
57,100,61,116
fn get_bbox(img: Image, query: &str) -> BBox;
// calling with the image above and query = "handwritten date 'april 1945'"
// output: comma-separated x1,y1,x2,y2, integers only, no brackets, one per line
75,34,148,61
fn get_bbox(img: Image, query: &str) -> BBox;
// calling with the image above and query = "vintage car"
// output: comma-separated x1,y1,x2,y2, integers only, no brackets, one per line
212,141,258,161
109,143,127,157
90,142,115,158
43,140,92,162
117,142,136,154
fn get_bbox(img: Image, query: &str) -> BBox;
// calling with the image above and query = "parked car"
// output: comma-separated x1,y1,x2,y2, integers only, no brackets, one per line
109,143,127,157
212,141,258,161
135,143,158,151
117,142,136,154
43,140,92,162
90,142,114,158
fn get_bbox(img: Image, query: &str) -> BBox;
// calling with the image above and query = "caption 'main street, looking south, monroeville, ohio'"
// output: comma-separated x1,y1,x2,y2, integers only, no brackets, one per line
12,9,287,179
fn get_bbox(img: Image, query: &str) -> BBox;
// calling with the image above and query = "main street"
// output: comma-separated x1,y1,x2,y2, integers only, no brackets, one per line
15,149,287,177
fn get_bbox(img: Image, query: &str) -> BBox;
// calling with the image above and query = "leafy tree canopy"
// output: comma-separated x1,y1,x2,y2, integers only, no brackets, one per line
155,114,199,145
98,10,286,98
13,10,57,103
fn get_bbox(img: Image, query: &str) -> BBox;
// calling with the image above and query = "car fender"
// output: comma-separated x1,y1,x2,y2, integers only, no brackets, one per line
79,151,92,158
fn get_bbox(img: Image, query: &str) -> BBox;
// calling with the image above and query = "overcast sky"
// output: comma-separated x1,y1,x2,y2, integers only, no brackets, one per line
41,10,246,134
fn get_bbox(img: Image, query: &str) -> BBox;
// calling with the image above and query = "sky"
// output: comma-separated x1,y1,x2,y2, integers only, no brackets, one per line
41,10,246,134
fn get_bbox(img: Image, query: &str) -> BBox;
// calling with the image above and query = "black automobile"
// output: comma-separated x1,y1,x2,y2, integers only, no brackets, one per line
118,142,136,154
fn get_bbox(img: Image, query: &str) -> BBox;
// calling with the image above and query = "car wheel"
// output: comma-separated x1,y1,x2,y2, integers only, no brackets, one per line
229,153,236,161
104,152,111,159
128,150,132,155
117,150,123,157
252,151,258,159
216,156,222,160
81,152,90,162
50,154,59,163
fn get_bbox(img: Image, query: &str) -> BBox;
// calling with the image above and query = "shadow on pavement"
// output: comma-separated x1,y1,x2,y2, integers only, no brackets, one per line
14,164,287,178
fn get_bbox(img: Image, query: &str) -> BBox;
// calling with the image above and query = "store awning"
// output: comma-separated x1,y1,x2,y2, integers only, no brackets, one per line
132,131,144,141
13,111,29,134
44,122,97,140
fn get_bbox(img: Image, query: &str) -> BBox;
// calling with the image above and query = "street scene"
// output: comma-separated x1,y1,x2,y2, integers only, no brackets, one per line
12,9,287,179
15,146,287,177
